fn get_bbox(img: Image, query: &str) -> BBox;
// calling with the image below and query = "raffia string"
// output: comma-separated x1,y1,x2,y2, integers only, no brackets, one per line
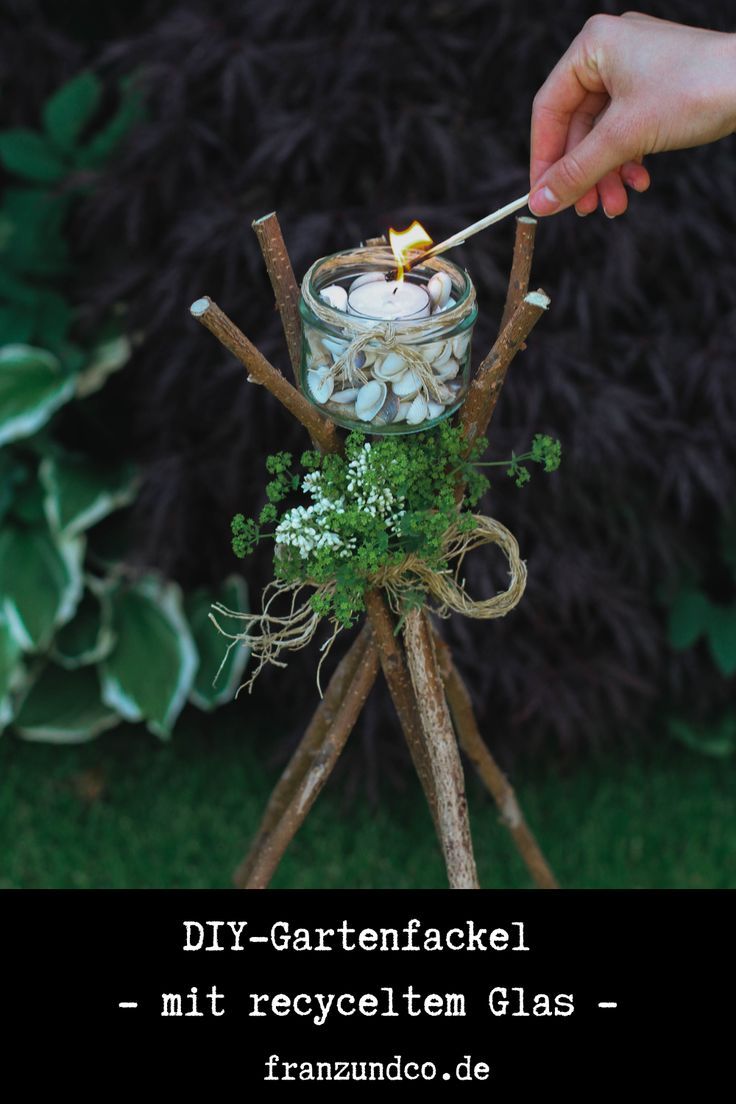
210,512,526,697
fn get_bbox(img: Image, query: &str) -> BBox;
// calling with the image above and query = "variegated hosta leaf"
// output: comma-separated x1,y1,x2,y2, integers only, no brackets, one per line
51,579,116,669
0,344,75,446
0,520,84,652
75,333,132,398
14,662,119,743
100,576,198,739
0,612,25,733
185,575,251,711
40,453,139,537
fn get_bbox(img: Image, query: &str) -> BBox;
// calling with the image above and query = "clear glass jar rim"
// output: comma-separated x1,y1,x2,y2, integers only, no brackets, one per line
300,245,477,332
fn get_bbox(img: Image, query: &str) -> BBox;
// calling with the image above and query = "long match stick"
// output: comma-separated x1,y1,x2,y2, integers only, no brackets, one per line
387,192,531,279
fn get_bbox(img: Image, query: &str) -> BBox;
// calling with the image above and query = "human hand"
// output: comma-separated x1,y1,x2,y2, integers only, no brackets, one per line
528,12,736,218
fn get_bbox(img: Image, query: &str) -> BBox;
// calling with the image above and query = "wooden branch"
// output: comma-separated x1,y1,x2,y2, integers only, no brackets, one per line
233,624,374,888
403,608,479,889
458,289,550,458
433,632,559,889
499,216,537,337
252,213,303,380
364,590,440,833
243,629,380,889
190,296,341,455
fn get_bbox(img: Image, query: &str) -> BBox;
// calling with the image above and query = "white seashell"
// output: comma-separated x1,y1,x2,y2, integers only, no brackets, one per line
349,272,385,293
434,357,460,381
427,271,452,310
355,380,387,421
434,382,455,403
391,369,422,398
439,296,457,312
306,330,328,360
320,284,348,311
396,401,413,422
427,401,445,419
323,336,348,359
406,394,429,425
373,351,407,381
307,367,334,404
421,340,446,363
429,341,454,368
329,387,359,404
374,391,400,424
452,332,471,359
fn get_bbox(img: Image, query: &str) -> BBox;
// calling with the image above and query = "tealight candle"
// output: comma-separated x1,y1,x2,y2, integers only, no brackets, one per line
347,278,430,320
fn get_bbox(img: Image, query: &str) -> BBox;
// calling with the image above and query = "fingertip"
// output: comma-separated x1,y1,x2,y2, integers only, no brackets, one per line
622,163,651,193
575,187,599,217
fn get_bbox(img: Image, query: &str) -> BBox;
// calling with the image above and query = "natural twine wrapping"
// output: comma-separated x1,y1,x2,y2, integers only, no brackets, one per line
210,512,526,696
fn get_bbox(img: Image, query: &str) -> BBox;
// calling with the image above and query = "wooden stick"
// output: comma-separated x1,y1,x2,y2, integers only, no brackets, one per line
403,608,479,889
190,296,341,455
433,632,559,889
244,629,380,889
363,590,439,832
252,213,303,380
499,216,537,335
233,624,374,888
458,289,550,459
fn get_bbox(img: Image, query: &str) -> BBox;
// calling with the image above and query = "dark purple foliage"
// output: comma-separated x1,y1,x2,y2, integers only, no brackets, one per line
4,0,736,781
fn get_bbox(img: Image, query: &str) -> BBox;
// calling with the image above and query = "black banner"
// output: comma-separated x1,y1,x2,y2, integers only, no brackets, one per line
5,890,731,1088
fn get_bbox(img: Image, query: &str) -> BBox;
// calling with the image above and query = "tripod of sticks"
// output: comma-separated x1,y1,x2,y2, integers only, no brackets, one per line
191,211,559,891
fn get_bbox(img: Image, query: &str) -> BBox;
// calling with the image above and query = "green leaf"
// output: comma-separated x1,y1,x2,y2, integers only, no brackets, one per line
0,344,75,446
35,292,73,347
0,129,67,183
40,453,139,537
706,605,736,678
75,333,131,398
0,188,69,277
100,577,198,738
51,580,115,669
0,612,25,733
0,452,26,526
0,189,69,276
668,588,710,650
185,575,251,711
43,71,102,152
77,77,144,168
668,716,736,759
0,304,34,344
14,663,119,743
0,519,84,652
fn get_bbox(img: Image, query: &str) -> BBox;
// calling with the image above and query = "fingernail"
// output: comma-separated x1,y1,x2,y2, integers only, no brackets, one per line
575,208,588,218
603,207,616,219
529,185,560,216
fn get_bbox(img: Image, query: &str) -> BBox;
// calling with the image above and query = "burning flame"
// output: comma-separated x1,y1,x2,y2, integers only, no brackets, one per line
388,220,433,281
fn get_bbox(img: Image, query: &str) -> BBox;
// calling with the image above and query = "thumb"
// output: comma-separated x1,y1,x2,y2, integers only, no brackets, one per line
529,116,630,215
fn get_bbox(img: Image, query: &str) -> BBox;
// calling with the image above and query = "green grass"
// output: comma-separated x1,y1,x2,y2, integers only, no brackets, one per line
1,703,734,888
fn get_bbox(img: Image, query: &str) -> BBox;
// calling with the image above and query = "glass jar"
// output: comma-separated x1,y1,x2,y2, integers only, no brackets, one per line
299,246,477,434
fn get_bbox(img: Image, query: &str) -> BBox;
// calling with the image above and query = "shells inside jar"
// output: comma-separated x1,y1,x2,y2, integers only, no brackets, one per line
299,246,477,435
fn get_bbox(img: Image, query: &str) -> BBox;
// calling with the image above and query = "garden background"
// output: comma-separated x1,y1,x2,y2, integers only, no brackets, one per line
1,0,734,888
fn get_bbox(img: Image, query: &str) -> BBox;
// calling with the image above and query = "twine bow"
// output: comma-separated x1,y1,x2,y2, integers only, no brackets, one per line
326,322,446,403
210,513,526,696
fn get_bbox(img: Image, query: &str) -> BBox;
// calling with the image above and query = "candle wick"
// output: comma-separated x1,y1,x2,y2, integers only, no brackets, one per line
392,286,398,295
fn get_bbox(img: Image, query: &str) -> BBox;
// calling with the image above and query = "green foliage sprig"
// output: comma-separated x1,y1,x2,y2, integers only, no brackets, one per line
232,425,562,629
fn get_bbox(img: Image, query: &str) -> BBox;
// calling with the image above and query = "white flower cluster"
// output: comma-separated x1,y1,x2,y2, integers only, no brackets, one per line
274,443,406,561
275,471,345,559
346,443,406,533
